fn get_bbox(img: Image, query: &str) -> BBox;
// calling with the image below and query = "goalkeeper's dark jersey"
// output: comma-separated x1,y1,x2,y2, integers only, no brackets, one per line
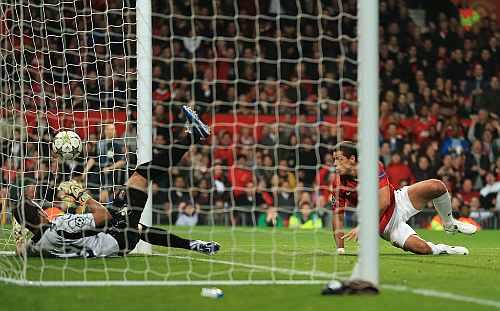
27,214,119,258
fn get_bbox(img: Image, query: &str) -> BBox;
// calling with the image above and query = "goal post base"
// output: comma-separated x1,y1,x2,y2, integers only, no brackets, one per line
321,279,379,296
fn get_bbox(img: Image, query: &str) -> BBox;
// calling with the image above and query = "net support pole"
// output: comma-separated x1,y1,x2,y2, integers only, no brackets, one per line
352,0,379,286
133,0,152,254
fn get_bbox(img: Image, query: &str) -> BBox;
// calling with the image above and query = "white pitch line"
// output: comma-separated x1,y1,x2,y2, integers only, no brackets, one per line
2,252,499,309
163,254,344,278
0,251,15,256
382,285,500,309
0,278,328,287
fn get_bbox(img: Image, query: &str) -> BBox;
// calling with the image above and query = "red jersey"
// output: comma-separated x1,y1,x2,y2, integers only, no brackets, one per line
330,162,396,233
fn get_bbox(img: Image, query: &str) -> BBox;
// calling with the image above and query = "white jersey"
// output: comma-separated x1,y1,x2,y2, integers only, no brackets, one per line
28,214,120,258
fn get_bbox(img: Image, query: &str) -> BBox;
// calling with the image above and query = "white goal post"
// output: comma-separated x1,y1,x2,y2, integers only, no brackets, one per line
132,0,153,255
351,0,380,286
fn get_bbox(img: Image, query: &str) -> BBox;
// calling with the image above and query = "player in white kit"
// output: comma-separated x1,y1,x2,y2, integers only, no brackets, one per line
13,106,219,258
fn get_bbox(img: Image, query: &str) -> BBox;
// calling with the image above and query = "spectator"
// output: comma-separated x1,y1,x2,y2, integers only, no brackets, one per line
239,127,255,146
479,173,500,210
234,182,268,226
448,49,468,85
469,196,494,223
255,154,274,183
168,175,190,210
477,76,499,117
213,160,230,199
459,178,480,206
465,64,489,99
259,124,278,147
175,202,199,226
383,123,406,153
467,109,491,142
413,155,434,182
288,202,322,229
257,206,284,228
153,82,171,102
275,180,295,219
298,136,318,187
464,139,489,189
194,68,215,113
272,159,297,189
214,131,234,166
379,142,392,166
440,125,469,156
96,124,126,202
386,153,415,187
437,154,460,184
229,154,253,197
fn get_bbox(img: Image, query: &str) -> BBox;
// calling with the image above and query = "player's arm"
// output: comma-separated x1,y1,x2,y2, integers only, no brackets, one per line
58,180,112,226
328,188,346,253
332,210,345,254
104,144,126,172
85,198,112,226
378,184,391,215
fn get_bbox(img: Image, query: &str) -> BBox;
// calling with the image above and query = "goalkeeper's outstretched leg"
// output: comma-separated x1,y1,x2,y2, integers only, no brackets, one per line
110,105,219,255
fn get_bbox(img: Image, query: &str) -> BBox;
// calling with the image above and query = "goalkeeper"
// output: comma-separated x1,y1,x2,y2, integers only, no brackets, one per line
13,106,220,258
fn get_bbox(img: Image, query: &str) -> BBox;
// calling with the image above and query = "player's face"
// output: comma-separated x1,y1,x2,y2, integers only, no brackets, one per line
333,151,355,175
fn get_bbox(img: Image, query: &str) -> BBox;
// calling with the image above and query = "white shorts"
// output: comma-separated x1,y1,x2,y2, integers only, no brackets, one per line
381,186,420,248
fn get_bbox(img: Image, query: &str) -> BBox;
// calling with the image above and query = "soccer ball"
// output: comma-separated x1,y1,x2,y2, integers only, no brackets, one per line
53,130,82,160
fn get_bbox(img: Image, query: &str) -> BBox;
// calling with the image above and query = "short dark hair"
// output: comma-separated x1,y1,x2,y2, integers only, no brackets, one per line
12,202,41,233
337,141,358,160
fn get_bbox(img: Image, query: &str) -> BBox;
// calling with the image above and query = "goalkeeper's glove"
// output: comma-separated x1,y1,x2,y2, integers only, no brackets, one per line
57,180,92,204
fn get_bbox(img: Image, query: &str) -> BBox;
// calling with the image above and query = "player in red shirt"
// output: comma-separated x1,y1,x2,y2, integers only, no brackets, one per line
331,141,476,255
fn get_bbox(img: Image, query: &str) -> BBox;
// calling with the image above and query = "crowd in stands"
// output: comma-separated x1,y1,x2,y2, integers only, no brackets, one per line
1,0,499,229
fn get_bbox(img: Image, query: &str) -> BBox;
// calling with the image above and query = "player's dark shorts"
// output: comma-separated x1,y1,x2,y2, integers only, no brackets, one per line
107,188,148,255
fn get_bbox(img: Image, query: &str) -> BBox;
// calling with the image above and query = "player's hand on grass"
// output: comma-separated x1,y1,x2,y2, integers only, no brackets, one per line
13,218,28,257
341,226,359,242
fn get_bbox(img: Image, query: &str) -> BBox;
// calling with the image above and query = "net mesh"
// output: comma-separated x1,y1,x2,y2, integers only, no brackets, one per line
0,0,360,285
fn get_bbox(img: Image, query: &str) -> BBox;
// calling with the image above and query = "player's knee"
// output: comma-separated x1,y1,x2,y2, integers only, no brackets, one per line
126,172,148,192
428,179,447,197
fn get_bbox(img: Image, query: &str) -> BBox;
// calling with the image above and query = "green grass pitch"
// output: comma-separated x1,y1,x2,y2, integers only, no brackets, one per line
0,227,499,311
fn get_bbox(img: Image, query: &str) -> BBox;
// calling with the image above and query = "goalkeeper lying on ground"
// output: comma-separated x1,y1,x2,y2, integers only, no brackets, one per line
13,106,220,258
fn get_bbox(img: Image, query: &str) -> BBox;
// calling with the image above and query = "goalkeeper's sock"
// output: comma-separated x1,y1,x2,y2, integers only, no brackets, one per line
139,226,191,249
432,192,454,227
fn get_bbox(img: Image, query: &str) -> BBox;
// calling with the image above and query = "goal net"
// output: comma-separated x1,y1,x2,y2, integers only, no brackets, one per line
0,0,377,286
